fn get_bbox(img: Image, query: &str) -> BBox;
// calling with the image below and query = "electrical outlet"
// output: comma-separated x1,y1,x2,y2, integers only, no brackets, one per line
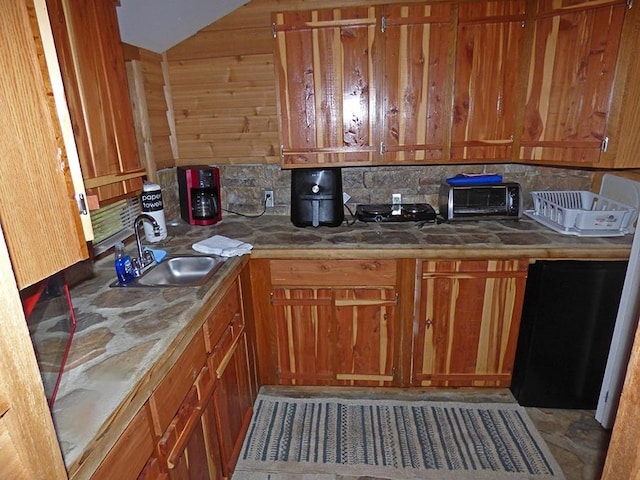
392,193,401,215
264,190,274,208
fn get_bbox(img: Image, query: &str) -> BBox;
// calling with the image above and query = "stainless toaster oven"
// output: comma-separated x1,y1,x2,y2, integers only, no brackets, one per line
439,182,522,221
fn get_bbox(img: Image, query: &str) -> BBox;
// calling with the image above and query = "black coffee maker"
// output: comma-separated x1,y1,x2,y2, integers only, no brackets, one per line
177,166,222,226
290,168,344,227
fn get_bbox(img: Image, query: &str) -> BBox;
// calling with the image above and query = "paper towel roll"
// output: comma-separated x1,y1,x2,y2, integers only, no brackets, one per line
141,182,167,242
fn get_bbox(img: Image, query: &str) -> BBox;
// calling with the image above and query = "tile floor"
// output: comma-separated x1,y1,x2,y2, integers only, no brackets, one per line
259,386,611,480
525,406,610,480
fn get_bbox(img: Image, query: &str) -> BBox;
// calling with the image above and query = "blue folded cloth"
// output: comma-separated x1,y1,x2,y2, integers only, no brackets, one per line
144,247,167,263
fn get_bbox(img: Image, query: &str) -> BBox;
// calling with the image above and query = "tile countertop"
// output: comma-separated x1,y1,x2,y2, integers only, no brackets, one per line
213,214,634,259
53,215,633,478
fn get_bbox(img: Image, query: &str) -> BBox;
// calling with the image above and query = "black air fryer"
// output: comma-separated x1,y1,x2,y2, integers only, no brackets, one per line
291,168,344,227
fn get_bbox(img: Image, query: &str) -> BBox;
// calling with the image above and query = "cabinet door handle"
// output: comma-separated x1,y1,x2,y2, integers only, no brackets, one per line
163,387,202,469
215,327,244,379
425,318,433,329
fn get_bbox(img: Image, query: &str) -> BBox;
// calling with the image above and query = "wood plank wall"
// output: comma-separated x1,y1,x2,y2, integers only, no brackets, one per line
123,45,174,178
138,50,174,170
163,0,426,167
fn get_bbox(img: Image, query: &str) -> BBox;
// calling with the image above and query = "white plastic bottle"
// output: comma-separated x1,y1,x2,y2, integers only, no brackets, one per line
140,182,167,242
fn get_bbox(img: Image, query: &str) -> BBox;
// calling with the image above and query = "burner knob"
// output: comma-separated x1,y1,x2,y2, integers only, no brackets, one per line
311,184,320,194
375,215,383,222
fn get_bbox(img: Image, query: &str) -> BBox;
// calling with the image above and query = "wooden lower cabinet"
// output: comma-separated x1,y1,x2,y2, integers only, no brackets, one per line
253,257,529,388
93,273,256,480
252,259,401,387
412,258,529,387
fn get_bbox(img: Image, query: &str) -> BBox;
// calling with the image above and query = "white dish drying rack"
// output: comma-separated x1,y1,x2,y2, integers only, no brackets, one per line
524,190,637,237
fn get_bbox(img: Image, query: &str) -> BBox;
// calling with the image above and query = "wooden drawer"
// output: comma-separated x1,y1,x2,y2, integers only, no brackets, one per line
270,259,397,286
91,406,154,480
203,279,241,353
149,332,207,435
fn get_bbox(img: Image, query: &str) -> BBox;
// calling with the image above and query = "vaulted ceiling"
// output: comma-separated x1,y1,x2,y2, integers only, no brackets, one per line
116,0,249,53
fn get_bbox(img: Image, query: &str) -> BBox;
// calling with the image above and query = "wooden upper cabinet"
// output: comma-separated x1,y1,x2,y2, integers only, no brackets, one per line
381,4,453,163
46,0,145,204
273,7,378,167
520,0,627,166
0,0,89,289
451,0,526,161
274,1,640,169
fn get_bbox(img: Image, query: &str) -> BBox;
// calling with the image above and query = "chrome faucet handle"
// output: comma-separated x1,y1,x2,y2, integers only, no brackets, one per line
132,250,156,277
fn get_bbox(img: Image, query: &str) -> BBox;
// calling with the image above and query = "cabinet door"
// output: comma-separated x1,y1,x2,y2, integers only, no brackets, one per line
46,0,145,204
451,0,525,161
334,288,397,386
521,0,626,166
155,364,224,480
271,288,334,384
380,4,453,163
198,398,224,480
157,385,210,480
92,405,155,480
413,259,528,387
213,325,253,477
271,287,398,386
0,0,88,289
273,7,378,167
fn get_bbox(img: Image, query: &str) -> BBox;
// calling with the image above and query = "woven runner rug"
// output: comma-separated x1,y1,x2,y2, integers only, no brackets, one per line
232,394,565,480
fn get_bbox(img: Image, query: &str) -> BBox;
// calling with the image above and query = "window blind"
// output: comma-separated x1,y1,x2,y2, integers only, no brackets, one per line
90,197,141,255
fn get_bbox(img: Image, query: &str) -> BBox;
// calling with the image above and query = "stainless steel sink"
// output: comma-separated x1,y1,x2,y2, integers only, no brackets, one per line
111,255,225,287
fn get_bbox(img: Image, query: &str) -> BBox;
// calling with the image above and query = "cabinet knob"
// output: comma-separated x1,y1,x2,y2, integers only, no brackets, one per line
425,318,433,329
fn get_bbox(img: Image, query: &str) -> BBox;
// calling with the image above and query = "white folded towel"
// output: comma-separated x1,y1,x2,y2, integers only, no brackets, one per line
192,235,253,257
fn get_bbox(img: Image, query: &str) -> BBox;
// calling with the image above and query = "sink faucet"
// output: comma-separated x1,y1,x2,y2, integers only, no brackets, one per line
132,214,161,275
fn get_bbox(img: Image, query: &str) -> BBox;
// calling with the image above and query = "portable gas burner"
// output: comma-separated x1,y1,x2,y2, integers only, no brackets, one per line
356,203,437,223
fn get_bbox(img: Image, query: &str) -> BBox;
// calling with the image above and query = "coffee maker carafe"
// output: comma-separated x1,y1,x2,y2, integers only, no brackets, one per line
177,166,222,226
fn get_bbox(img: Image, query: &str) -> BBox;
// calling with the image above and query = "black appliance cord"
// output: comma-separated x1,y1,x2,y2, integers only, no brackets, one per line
222,197,268,218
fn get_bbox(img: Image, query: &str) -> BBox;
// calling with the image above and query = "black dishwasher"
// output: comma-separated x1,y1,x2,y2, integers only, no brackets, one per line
510,260,627,409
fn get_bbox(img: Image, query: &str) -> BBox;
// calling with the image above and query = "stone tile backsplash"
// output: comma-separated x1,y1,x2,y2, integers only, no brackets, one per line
157,164,593,222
